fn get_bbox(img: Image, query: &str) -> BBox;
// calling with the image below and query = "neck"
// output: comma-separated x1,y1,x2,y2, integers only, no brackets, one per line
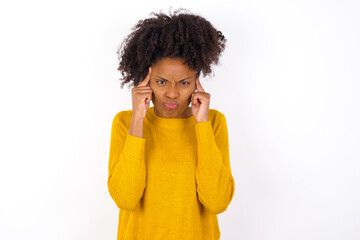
154,106,192,119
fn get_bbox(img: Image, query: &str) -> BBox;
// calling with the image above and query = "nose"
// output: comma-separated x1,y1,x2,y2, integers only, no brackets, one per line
165,83,179,99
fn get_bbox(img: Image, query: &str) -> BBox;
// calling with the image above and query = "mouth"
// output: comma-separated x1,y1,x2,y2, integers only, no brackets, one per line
164,103,178,109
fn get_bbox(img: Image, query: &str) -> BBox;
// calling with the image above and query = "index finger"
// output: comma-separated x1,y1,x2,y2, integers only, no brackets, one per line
138,67,152,87
195,77,205,92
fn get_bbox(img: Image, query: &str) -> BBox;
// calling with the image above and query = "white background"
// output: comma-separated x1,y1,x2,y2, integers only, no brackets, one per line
1,0,359,239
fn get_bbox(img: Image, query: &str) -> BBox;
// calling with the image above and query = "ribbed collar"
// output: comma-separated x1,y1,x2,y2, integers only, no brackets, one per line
145,106,197,129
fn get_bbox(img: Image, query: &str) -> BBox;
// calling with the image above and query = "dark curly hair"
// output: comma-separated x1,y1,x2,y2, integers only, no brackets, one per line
116,8,227,89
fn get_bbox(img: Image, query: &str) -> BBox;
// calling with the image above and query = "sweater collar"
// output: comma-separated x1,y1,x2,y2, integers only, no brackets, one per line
145,106,197,129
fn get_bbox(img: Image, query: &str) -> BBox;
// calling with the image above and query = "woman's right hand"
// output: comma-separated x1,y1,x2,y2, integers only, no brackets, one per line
131,67,153,120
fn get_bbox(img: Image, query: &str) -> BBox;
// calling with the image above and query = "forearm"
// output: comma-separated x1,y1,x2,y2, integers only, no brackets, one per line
108,133,147,211
195,121,235,214
129,115,144,138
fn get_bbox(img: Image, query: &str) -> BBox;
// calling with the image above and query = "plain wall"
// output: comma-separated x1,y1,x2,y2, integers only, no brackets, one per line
0,0,359,239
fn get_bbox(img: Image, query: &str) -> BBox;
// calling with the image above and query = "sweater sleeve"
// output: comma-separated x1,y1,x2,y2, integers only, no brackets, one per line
107,112,147,211
194,112,235,214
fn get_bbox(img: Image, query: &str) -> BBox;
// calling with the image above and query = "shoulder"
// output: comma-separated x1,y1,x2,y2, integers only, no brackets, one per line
207,108,228,134
113,109,132,120
112,109,133,129
208,108,226,123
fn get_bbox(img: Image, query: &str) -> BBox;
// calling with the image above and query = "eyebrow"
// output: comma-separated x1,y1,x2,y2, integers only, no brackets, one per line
155,75,193,82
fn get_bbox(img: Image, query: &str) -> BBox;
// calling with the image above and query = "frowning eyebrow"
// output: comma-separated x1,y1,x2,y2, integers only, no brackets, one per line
155,75,193,82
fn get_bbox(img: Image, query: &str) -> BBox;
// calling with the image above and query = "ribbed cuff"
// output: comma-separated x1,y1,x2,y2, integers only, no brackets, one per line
122,133,146,158
195,121,215,144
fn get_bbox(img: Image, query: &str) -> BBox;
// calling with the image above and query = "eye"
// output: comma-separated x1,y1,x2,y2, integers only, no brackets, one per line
156,80,190,85
180,82,190,85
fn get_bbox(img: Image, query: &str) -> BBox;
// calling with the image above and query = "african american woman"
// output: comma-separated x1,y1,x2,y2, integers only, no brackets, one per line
107,8,235,240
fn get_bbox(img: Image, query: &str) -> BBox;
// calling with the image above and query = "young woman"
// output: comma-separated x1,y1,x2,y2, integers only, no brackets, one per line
108,8,235,240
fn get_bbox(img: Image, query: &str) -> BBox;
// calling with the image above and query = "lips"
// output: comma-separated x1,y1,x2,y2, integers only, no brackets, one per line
164,102,178,109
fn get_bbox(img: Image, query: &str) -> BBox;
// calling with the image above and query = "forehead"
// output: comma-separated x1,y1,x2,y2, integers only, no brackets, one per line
152,58,196,76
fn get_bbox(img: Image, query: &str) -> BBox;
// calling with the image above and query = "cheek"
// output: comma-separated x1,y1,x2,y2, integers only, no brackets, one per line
185,90,194,101
151,89,160,99
188,87,195,97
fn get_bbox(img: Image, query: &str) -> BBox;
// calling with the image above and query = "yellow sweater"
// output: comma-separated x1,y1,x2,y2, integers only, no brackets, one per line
108,106,235,240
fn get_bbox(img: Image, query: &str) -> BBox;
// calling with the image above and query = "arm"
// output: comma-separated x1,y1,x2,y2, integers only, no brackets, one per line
195,112,235,214
107,112,147,211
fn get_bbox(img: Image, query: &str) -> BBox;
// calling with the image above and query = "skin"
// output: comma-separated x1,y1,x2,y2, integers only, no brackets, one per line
149,57,210,122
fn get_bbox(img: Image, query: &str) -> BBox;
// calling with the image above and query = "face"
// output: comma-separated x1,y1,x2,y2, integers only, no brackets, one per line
149,57,197,118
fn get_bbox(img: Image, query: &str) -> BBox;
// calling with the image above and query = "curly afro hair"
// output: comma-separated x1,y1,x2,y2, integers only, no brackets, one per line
116,8,227,89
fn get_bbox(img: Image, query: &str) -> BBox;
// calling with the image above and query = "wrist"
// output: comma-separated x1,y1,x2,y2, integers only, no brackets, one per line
196,118,208,123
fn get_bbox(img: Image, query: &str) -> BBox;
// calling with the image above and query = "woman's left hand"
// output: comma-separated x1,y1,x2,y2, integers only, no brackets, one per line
191,77,210,123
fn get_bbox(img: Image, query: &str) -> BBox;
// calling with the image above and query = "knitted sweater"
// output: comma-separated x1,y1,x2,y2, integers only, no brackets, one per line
108,106,235,240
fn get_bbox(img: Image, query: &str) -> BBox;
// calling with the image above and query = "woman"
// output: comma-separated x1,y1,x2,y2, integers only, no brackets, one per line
108,8,235,240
